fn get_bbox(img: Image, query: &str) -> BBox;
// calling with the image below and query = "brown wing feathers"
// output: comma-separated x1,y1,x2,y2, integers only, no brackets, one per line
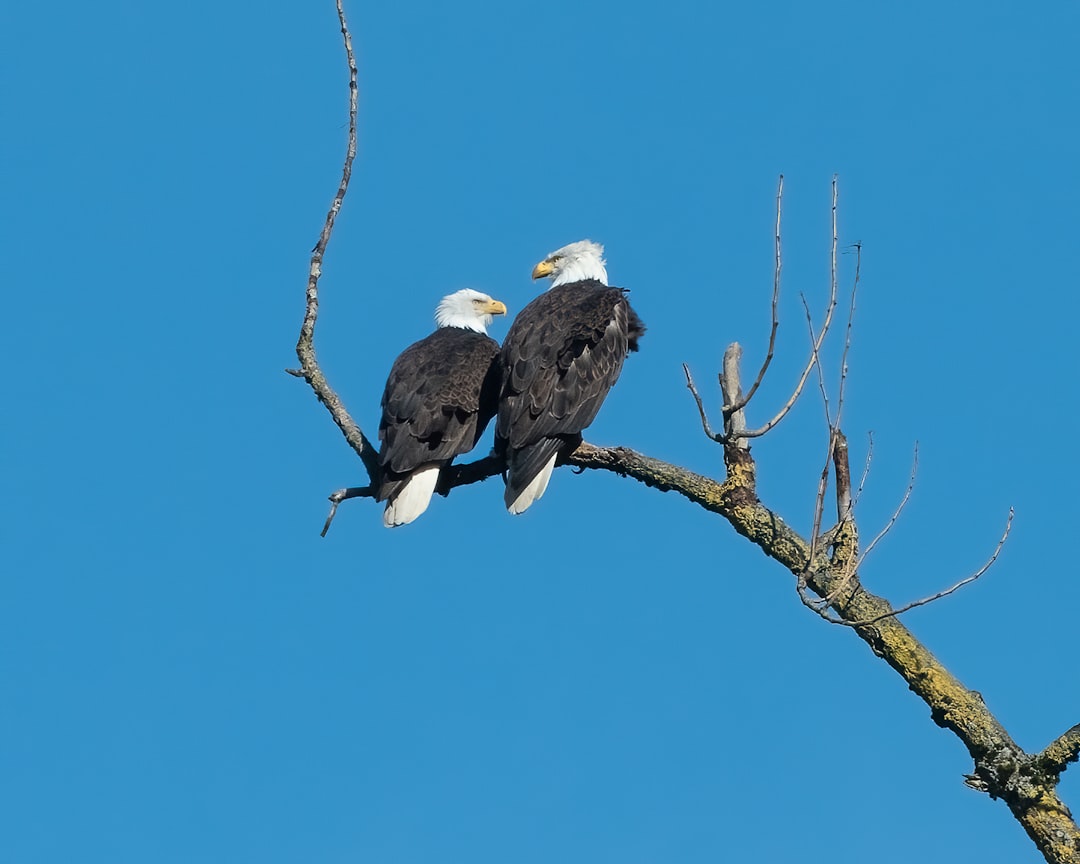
378,327,500,501
496,280,645,503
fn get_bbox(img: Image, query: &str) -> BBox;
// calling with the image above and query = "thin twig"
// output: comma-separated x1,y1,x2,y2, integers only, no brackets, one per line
834,242,862,430
857,442,919,568
321,485,373,536
292,0,380,481
825,175,839,426
738,177,841,439
725,174,783,417
796,580,846,624
849,508,1014,626
852,430,874,508
682,364,721,441
802,294,833,427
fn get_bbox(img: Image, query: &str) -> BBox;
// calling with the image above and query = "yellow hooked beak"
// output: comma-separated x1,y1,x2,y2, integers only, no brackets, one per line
531,259,556,280
484,299,508,316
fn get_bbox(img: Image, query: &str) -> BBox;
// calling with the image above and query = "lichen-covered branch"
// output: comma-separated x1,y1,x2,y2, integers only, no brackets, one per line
705,436,1078,861
1038,725,1080,779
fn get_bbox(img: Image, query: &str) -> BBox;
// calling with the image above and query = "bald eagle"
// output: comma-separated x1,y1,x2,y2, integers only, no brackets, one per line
496,240,645,514
377,289,507,527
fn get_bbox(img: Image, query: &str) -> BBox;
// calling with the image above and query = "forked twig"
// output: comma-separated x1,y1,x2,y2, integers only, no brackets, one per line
802,295,833,427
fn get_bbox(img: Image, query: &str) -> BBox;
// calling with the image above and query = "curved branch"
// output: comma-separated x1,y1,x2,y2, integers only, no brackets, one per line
682,363,722,442
292,0,379,481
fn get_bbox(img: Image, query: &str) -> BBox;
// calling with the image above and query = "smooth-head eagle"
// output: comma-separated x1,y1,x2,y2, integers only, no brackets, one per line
377,289,507,527
496,240,645,514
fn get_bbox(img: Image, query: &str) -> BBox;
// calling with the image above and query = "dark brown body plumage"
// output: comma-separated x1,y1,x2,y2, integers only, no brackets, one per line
378,327,501,502
495,280,645,506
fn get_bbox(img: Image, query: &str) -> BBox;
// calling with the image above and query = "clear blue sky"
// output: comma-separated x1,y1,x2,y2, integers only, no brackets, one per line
4,1,1079,861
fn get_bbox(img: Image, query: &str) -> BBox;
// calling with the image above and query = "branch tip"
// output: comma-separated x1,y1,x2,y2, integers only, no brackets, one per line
683,363,721,442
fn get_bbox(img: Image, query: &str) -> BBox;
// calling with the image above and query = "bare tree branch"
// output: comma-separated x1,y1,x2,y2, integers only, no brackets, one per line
292,0,380,481
834,431,853,523
849,508,1014,626
834,242,862,429
738,177,841,440
321,485,373,536
1037,725,1080,779
852,430,874,508
817,434,861,609
682,363,721,442
802,294,833,427
857,442,919,568
799,423,838,606
719,344,748,445
724,174,783,417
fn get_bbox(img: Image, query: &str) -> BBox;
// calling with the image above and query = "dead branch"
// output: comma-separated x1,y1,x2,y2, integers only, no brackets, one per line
321,485,373,536
719,344,748,445
817,441,917,608
802,294,834,426
292,0,380,482
800,426,837,598
682,363,721,442
724,175,783,418
834,431,853,523
1037,725,1080,779
834,242,862,428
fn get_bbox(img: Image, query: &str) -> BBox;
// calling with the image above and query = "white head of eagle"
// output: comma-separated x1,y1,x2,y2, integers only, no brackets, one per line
435,288,506,332
377,288,507,528
531,239,608,287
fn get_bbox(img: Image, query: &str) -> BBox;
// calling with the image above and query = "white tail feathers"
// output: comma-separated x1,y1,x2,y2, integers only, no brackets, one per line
383,465,441,527
506,453,558,515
